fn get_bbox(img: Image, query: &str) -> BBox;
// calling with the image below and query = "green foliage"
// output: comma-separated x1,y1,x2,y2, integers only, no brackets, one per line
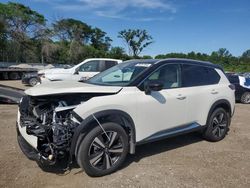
141,55,153,59
154,49,250,72
118,29,153,57
0,2,46,63
108,47,130,60
242,49,250,58
90,27,112,51
53,18,91,44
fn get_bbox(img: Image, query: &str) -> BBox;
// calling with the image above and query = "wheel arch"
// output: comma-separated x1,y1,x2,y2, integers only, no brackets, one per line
70,110,136,158
207,99,232,125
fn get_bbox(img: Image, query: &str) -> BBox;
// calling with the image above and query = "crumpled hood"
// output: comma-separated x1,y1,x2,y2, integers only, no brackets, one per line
25,81,122,96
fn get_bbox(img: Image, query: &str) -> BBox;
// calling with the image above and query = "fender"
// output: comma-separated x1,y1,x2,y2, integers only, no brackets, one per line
207,99,232,125
70,110,136,157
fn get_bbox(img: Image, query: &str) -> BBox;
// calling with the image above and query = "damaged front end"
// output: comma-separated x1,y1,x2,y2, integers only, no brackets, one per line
17,94,85,165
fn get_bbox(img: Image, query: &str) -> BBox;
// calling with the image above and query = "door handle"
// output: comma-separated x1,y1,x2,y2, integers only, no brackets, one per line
211,90,218,94
177,96,186,100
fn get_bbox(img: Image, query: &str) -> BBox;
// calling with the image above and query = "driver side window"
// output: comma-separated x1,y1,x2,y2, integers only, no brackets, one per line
79,61,100,72
146,64,181,89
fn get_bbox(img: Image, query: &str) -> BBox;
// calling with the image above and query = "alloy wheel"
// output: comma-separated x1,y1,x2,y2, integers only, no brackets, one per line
88,131,124,170
211,112,228,138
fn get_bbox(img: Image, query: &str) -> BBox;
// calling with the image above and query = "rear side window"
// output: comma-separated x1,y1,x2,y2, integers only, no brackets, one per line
182,65,220,87
104,61,118,70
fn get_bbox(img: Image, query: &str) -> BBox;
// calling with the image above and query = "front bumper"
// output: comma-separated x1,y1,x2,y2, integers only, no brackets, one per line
16,122,40,161
16,122,56,165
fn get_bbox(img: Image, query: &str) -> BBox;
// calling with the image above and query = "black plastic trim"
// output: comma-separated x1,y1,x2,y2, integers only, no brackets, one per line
207,99,233,120
137,122,205,145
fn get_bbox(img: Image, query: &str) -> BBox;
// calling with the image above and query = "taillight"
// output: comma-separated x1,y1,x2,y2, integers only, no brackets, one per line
228,84,235,90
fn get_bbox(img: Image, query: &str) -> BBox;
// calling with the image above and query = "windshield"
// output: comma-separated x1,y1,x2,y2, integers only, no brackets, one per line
87,60,154,86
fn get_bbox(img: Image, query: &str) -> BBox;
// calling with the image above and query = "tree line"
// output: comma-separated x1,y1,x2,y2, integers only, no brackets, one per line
0,2,249,72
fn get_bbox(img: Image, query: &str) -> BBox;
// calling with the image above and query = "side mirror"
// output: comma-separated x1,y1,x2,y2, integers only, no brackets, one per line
144,80,164,95
74,68,79,75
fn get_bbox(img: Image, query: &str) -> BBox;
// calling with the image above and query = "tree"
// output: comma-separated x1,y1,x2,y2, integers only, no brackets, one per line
0,2,46,37
109,47,128,60
141,55,153,59
0,2,46,62
118,29,153,57
216,48,232,58
242,49,250,59
0,17,7,61
53,18,92,44
90,27,112,51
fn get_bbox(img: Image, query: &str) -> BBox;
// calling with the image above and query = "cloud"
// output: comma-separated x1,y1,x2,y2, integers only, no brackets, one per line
53,0,176,21
78,0,176,12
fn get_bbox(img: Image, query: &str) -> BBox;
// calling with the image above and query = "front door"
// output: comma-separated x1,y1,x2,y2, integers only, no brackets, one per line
135,64,188,141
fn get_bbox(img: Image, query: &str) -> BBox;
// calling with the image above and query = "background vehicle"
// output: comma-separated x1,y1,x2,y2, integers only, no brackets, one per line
226,73,250,104
17,59,235,177
22,72,41,86
242,72,250,78
38,58,122,83
0,66,37,80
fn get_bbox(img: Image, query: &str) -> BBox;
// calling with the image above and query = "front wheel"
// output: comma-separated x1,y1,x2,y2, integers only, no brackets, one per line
29,77,39,86
203,108,230,142
77,122,129,177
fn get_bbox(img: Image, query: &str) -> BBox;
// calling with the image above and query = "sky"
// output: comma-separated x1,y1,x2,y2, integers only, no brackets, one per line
2,0,250,57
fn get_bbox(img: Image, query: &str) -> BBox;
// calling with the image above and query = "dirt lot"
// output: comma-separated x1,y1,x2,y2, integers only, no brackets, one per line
0,104,249,188
0,80,29,90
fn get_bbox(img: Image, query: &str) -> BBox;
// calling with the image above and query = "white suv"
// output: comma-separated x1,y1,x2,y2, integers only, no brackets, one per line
17,59,235,176
38,58,122,83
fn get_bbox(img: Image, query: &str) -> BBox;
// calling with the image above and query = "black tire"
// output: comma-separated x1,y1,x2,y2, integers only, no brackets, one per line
77,122,129,177
240,92,250,104
203,108,230,142
28,77,39,86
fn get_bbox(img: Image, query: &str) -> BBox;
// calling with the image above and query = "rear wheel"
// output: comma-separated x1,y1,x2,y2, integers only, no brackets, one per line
241,92,250,104
77,122,128,177
203,108,230,142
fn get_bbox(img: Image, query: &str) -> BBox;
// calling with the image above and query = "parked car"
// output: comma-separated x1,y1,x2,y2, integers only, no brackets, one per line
226,73,250,104
22,72,40,86
17,59,235,176
242,72,250,78
38,58,122,83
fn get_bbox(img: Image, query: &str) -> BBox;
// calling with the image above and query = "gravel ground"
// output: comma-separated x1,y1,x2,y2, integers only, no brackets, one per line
0,104,249,188
0,80,29,90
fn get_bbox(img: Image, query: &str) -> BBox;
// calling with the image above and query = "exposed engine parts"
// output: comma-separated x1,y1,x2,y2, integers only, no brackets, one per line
19,95,82,165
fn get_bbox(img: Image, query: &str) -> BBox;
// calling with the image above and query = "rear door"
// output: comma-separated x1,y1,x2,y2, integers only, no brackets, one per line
102,60,118,71
181,64,221,125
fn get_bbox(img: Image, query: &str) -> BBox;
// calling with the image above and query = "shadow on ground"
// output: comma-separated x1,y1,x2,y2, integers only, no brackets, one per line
37,132,203,175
